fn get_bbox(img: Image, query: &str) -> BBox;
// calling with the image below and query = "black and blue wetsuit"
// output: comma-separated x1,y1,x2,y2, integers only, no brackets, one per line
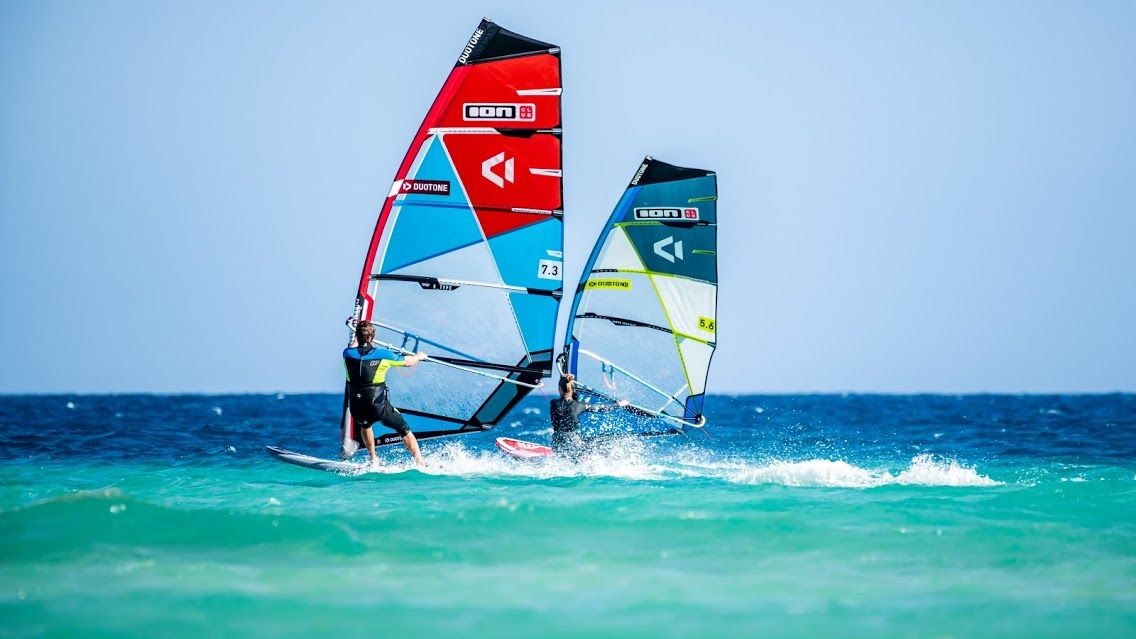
343,345,410,436
549,398,620,459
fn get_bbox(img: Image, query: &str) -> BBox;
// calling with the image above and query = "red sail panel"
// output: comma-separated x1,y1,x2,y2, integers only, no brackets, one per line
434,54,561,130
443,133,562,213
475,209,549,238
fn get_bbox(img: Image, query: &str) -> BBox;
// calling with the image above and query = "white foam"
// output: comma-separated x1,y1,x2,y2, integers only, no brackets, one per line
895,454,1001,486
730,454,1001,488
731,459,886,488
406,439,673,481
369,441,1005,489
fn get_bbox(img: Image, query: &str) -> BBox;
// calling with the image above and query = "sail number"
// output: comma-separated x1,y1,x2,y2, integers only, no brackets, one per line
698,316,716,333
538,259,562,280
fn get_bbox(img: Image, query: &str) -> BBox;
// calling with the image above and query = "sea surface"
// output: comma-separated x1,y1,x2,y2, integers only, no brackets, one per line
1,393,1134,638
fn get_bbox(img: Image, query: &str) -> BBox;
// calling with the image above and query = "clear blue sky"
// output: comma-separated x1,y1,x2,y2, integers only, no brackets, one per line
2,1,1133,394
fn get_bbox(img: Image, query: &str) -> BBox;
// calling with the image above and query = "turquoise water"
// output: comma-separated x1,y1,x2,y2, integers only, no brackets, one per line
2,394,1134,637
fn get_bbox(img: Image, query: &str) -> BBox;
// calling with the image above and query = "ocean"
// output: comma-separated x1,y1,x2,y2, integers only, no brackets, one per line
1,393,1133,638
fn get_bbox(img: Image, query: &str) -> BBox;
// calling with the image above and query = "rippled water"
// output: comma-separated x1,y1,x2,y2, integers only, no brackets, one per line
1,393,1133,637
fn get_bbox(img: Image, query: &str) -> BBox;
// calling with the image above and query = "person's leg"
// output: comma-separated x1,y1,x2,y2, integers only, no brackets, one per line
360,425,378,464
381,405,424,467
401,432,425,467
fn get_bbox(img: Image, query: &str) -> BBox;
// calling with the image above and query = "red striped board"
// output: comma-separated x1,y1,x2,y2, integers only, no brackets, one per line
495,437,553,460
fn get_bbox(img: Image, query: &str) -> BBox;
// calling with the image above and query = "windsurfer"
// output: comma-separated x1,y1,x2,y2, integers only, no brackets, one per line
343,320,427,467
549,374,628,460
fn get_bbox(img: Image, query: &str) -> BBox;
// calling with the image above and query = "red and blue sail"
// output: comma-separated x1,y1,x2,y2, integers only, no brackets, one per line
343,20,563,455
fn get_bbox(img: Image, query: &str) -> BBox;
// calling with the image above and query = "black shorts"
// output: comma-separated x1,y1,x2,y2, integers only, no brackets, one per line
349,387,410,437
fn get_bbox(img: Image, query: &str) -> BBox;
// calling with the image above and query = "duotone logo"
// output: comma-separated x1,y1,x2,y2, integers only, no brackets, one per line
400,180,450,195
481,152,515,188
653,236,684,263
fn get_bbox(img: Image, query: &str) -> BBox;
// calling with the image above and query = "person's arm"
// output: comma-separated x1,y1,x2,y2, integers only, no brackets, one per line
584,398,661,419
583,398,632,413
401,352,428,367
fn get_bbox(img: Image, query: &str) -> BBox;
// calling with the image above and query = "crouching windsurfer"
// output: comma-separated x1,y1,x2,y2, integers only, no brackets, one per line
344,320,427,467
549,374,629,460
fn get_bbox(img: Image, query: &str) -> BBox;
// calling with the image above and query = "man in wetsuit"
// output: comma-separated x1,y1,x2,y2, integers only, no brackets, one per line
549,373,628,460
344,320,427,467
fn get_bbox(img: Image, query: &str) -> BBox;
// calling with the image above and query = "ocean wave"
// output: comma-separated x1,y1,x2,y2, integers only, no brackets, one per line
729,454,1000,488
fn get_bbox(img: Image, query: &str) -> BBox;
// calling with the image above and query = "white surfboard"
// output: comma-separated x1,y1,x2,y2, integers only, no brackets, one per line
265,446,369,474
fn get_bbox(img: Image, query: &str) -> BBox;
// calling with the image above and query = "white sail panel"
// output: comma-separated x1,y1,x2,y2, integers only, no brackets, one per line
593,226,645,272
388,235,504,286
652,275,717,339
678,337,714,396
576,272,669,332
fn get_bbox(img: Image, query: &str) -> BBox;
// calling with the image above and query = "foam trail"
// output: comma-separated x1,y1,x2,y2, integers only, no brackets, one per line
367,439,679,481
729,454,1000,488
730,459,886,488
363,441,1002,488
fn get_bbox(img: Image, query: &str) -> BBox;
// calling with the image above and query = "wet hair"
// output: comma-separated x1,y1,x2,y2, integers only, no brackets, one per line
558,374,574,397
355,320,376,345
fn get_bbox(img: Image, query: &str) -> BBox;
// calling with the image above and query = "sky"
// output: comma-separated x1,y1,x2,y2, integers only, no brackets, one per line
1,1,1133,394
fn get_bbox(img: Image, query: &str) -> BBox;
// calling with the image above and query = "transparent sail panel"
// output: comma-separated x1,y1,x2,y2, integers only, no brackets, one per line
371,281,525,367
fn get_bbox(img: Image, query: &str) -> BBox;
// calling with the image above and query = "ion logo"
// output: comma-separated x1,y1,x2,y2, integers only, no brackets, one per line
634,207,700,221
463,103,536,122
400,180,450,196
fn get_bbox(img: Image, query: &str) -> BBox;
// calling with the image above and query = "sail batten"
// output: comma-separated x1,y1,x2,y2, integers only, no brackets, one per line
341,20,563,457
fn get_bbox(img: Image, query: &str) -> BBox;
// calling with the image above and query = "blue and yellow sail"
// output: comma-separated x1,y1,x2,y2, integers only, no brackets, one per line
562,157,718,428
